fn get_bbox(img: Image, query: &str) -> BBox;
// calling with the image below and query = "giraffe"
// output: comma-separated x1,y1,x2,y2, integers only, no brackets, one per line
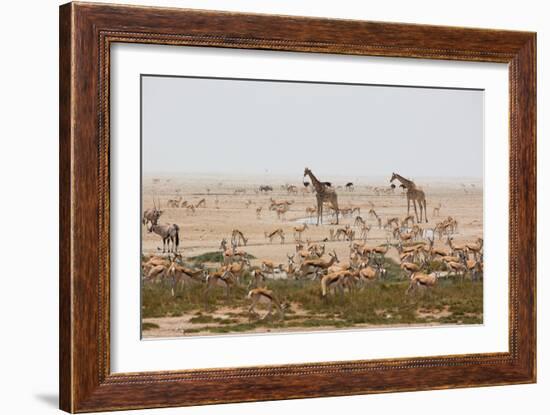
303,167,339,225
390,172,428,223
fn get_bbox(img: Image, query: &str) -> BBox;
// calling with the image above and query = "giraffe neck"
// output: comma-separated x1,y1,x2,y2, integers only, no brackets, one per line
394,174,415,188
306,171,324,192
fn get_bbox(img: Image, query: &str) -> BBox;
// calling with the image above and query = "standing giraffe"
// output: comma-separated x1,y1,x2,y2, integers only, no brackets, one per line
390,172,428,223
303,167,339,225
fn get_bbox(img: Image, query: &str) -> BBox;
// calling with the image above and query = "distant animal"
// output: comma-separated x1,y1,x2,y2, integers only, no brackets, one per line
345,182,354,192
259,185,273,193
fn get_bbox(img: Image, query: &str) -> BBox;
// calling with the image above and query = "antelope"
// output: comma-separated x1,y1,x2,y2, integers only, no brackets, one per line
296,243,323,262
278,254,297,279
144,263,169,282
464,256,483,281
372,240,392,257
220,238,247,265
333,226,350,241
400,262,422,279
307,242,325,259
438,255,461,264
147,221,180,253
384,217,400,230
427,239,450,259
186,205,196,215
275,205,289,220
359,224,371,241
141,254,172,275
368,209,382,229
260,259,278,274
446,236,467,256
269,198,293,211
406,272,439,294
166,260,205,296
167,196,182,208
433,202,442,217
248,269,266,289
142,198,163,227
358,261,387,284
247,288,288,320
293,223,309,241
223,258,251,284
411,224,423,240
286,184,298,195
256,206,263,218
353,244,375,261
298,250,339,279
265,228,285,244
354,216,366,228
204,269,236,301
401,215,415,227
231,229,248,246
195,198,206,208
395,228,414,243
321,269,355,297
465,237,484,259
445,260,467,278
305,206,317,219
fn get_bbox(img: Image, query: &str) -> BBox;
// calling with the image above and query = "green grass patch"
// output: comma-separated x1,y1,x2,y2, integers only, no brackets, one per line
142,259,483,334
188,251,256,263
142,322,159,331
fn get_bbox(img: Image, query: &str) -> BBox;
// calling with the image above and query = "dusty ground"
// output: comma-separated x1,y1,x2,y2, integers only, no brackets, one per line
141,173,483,338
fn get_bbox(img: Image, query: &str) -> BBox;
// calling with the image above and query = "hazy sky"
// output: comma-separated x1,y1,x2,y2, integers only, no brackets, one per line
142,75,483,179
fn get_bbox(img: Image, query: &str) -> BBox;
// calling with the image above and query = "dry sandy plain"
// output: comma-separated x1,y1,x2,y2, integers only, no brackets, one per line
141,173,483,338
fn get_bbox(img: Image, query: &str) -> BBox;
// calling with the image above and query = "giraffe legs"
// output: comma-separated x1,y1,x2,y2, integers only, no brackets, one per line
423,199,429,223
412,200,419,223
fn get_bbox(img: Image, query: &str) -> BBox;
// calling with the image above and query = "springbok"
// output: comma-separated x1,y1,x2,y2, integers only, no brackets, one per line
247,288,288,320
231,229,248,246
298,250,339,280
305,206,317,219
321,269,355,297
195,198,206,208
203,269,236,302
465,237,484,259
265,228,285,244
367,209,382,229
293,223,308,241
406,271,439,294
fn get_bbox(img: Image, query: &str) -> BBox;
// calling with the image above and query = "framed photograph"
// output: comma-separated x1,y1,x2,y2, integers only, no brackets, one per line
59,2,536,412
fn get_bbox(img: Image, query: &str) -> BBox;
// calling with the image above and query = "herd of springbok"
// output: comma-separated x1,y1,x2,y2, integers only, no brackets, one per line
142,168,483,321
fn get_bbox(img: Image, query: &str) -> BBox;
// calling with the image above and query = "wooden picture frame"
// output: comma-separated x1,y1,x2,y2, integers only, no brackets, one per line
59,2,536,412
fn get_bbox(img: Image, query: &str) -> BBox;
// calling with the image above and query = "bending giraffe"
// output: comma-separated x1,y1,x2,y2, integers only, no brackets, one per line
303,167,339,225
390,172,428,223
